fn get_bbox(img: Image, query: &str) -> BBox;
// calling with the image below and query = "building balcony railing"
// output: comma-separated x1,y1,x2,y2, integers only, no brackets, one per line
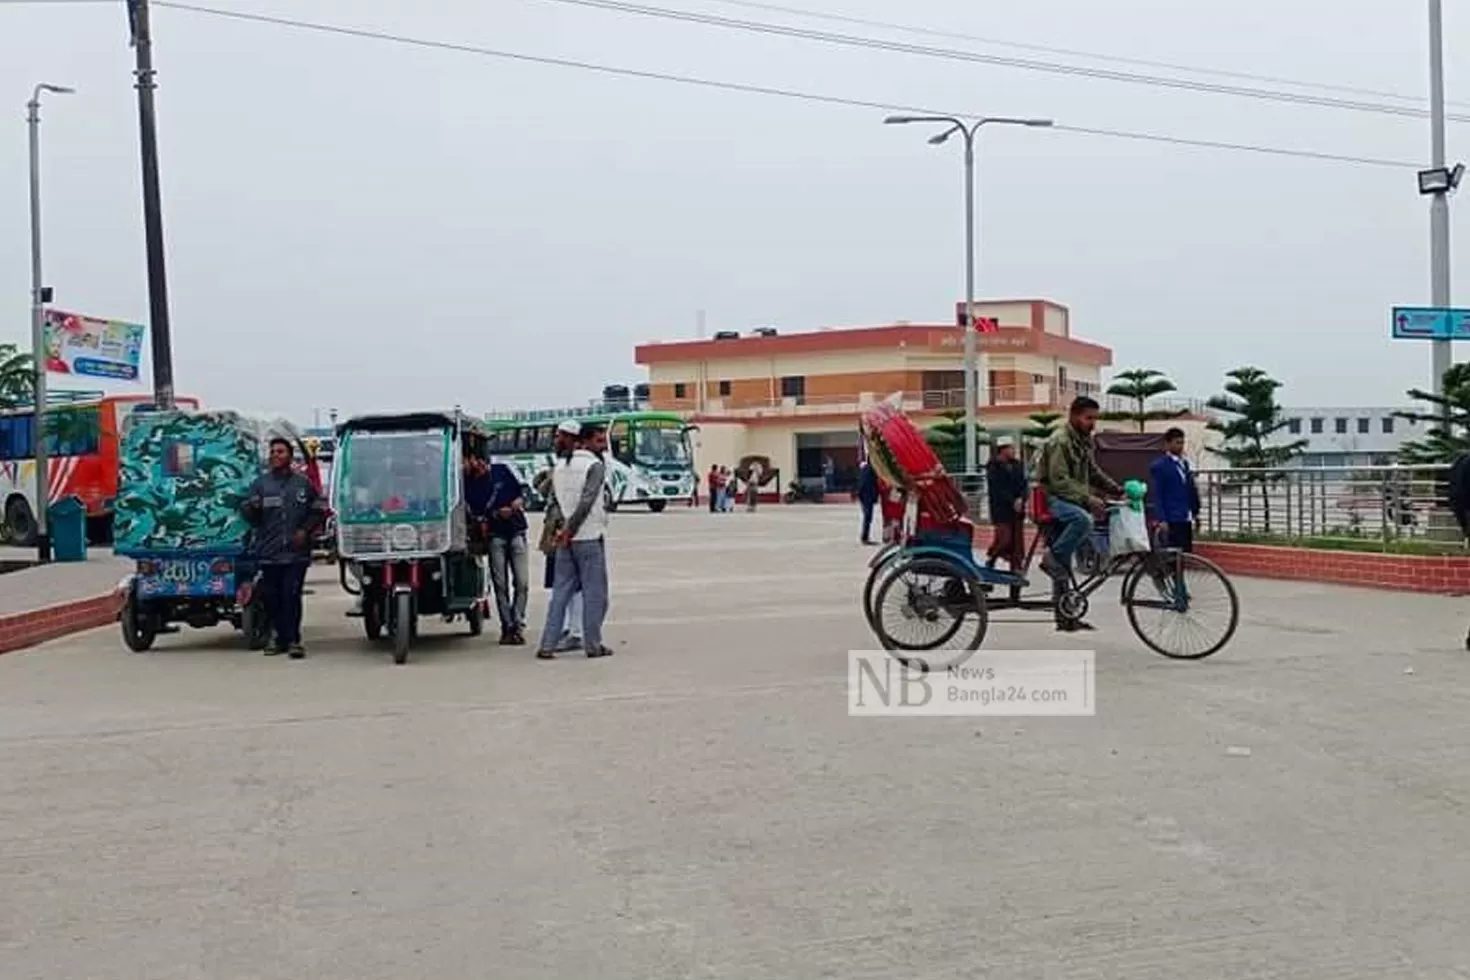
652,386,1146,418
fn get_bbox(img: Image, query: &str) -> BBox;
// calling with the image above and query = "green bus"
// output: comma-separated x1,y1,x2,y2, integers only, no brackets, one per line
485,408,697,512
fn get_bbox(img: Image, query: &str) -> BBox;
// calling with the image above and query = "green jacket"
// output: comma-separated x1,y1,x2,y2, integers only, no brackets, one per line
1036,426,1121,506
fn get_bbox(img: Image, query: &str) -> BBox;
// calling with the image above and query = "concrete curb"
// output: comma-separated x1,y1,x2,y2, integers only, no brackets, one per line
0,590,126,656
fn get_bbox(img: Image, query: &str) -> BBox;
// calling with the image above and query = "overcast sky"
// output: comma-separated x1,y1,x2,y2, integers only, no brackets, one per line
1,0,1466,420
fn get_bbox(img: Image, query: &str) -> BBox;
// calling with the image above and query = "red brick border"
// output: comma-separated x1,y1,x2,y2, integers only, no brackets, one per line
1193,541,1470,595
0,591,126,656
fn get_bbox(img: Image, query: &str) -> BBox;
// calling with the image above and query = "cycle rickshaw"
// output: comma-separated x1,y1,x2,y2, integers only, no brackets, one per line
860,404,1239,670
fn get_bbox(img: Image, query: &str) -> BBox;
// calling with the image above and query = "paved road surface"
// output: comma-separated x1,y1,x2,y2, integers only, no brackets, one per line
4,507,1470,978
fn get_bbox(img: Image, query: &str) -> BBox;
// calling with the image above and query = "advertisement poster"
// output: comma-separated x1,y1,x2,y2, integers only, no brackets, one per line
42,309,145,381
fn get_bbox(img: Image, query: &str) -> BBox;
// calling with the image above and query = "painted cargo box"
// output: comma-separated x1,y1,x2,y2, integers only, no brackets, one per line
113,410,264,556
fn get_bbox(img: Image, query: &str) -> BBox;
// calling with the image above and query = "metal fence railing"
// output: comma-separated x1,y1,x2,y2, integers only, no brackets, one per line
1195,464,1464,550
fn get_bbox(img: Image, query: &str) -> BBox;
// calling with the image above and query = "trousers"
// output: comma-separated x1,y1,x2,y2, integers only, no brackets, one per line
259,561,307,647
489,533,530,631
538,538,609,652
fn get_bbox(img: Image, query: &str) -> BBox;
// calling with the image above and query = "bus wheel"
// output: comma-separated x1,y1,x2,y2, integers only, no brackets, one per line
647,499,667,513
4,498,37,548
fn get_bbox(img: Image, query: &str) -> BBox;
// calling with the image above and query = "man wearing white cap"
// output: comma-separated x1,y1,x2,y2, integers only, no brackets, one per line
984,436,1028,571
537,420,614,659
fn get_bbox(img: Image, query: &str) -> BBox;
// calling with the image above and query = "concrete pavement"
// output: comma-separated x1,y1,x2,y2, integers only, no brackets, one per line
3,506,1470,978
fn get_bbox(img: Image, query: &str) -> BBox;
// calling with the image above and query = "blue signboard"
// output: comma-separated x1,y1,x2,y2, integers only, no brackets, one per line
1391,306,1470,340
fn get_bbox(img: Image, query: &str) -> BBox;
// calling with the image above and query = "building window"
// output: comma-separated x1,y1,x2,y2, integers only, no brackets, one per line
1287,418,1301,434
1335,417,1348,434
1031,373,1045,384
780,375,805,400
1357,417,1370,434
718,380,731,397
1382,417,1395,434
1310,418,1323,434
1058,366,1069,389
673,382,687,399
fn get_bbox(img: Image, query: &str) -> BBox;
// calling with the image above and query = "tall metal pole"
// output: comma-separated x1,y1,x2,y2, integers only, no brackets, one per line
1427,0,1452,407
26,93,51,562
129,0,176,410
961,130,978,475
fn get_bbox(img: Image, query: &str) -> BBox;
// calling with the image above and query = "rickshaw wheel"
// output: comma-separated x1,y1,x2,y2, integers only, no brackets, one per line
120,591,157,653
466,601,484,637
872,556,988,671
242,597,272,651
392,592,413,665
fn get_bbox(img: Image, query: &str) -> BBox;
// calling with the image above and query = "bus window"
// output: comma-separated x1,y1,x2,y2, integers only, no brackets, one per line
609,421,632,464
486,431,501,454
45,407,101,457
535,426,555,453
0,414,35,460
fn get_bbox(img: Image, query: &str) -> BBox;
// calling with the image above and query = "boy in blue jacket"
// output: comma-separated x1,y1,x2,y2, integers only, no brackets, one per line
1148,427,1200,552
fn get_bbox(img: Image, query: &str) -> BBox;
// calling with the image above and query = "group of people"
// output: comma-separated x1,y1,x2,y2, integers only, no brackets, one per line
463,419,614,659
861,395,1202,632
704,461,762,512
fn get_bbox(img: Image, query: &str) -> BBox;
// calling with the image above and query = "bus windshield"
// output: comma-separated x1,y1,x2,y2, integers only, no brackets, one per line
336,428,450,522
633,424,691,466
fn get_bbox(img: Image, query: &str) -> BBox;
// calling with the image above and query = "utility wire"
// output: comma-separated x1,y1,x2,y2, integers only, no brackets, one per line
533,0,1469,123
680,0,1466,110
149,1,1420,169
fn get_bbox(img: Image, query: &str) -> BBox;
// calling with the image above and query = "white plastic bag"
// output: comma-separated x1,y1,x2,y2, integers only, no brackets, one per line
1109,506,1151,557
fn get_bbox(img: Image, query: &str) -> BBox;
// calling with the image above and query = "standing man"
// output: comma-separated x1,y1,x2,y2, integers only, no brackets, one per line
484,456,530,644
1035,396,1122,632
1149,426,1201,552
534,427,584,653
984,437,1028,570
707,464,721,513
857,459,879,544
243,437,325,658
745,458,763,512
536,423,614,659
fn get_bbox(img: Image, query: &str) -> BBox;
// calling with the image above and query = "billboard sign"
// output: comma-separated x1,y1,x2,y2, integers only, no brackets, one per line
42,309,146,381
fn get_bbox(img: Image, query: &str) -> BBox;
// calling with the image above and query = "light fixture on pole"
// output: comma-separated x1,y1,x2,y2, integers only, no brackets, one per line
27,82,75,563
884,114,1052,475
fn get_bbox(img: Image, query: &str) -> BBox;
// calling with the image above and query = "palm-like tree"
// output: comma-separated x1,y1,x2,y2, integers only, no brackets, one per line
0,343,33,409
1021,411,1062,464
1205,367,1306,532
924,408,986,474
1101,368,1186,432
1396,362,1470,463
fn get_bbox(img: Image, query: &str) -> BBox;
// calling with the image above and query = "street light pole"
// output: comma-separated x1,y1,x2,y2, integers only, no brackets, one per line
127,0,176,410
27,83,74,563
884,114,1053,474
1427,0,1452,406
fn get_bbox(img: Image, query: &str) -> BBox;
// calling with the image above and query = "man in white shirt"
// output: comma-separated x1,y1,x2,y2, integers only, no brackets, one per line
536,423,613,659
745,459,763,512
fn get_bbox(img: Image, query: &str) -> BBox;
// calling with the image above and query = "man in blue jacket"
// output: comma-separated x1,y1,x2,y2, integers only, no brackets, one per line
1149,427,1200,552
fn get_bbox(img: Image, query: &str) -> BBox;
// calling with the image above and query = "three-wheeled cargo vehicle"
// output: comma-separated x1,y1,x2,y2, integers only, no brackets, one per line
114,409,309,652
333,410,490,664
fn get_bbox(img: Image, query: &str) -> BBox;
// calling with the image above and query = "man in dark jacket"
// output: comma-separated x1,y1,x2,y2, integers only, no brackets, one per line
1148,427,1201,552
857,460,879,544
984,438,1028,570
243,437,325,658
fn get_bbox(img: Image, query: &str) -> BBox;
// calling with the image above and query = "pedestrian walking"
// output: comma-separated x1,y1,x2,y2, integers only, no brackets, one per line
242,436,326,658
745,459,763,512
484,457,530,644
1148,427,1200,553
857,459,879,544
707,464,721,513
984,438,1028,570
536,422,614,659
719,466,733,511
534,431,584,652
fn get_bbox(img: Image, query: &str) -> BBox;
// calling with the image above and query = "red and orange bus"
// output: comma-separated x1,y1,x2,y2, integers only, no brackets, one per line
0,392,199,544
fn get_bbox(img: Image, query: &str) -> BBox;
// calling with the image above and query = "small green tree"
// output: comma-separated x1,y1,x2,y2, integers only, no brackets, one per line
1101,368,1187,432
924,408,986,474
1205,367,1306,532
0,343,33,410
1396,362,1470,463
1021,411,1061,462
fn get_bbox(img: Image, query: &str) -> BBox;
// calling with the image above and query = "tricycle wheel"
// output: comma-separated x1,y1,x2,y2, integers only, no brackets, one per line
466,600,484,637
872,556,988,672
1122,551,1239,660
363,593,383,641
242,596,272,650
392,591,413,664
120,591,157,653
